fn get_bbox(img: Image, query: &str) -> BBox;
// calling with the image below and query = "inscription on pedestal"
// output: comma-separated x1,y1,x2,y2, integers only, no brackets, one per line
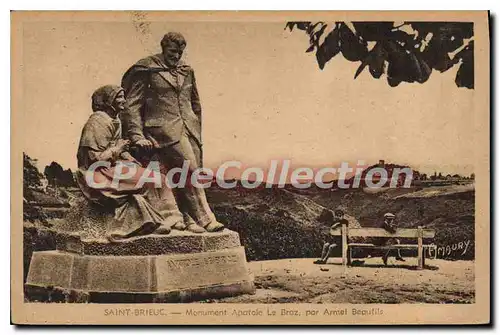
155,247,249,292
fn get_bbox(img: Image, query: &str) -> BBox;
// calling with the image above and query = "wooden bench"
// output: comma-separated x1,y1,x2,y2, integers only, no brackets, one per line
330,223,436,270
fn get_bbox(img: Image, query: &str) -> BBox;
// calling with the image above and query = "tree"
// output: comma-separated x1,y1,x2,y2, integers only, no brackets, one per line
285,21,474,88
44,162,76,188
62,168,76,187
23,153,43,190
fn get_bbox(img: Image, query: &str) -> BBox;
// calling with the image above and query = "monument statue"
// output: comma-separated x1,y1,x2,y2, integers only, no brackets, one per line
24,34,255,303
121,32,224,234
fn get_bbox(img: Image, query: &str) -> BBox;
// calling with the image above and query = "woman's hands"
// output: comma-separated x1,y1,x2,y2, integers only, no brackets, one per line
115,139,130,153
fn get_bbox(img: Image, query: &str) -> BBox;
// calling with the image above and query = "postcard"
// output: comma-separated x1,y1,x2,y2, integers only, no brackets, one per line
11,10,490,325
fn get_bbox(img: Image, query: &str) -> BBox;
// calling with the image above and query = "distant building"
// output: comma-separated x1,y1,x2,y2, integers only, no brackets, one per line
345,159,418,188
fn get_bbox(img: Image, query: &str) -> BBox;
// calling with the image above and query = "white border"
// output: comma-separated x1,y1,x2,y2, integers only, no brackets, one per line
3,1,497,333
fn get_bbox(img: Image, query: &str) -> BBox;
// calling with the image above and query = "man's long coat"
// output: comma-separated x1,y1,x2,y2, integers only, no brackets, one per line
121,54,202,155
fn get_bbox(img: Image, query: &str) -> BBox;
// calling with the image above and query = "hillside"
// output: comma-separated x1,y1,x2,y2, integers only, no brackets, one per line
206,183,475,260
207,187,361,261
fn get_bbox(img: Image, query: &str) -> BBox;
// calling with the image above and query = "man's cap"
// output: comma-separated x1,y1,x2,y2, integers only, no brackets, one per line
384,212,396,218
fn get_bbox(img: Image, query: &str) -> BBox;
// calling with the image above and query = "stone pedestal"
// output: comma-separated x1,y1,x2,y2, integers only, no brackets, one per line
25,229,255,303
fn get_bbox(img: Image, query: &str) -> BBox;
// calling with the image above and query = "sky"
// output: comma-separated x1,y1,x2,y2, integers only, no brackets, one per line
21,20,475,176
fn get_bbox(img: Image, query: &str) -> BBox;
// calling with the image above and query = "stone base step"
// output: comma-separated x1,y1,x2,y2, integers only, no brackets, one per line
26,247,255,303
25,280,255,303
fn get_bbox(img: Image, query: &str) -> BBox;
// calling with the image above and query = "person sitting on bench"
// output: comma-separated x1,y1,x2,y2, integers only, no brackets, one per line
375,212,406,265
314,209,348,264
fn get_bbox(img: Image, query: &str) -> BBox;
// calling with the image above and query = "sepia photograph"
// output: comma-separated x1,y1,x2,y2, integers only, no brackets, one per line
11,10,490,325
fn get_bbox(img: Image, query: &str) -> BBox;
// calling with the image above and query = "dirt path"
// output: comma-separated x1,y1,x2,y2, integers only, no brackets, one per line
214,258,474,304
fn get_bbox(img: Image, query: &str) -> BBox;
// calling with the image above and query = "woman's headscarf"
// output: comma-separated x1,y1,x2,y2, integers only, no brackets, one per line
91,85,124,112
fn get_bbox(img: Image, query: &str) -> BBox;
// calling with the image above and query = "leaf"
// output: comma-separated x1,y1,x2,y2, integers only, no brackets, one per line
455,61,474,89
354,42,387,79
338,23,368,62
368,42,388,79
415,57,432,83
308,23,328,48
455,41,474,89
352,22,395,41
385,41,431,85
417,22,474,72
315,27,341,69
387,76,402,87
421,39,460,72
285,22,296,31
285,22,311,32
354,63,367,79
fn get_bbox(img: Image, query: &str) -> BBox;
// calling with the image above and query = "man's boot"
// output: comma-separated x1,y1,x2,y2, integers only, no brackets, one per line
186,223,206,233
204,221,225,233
183,214,206,233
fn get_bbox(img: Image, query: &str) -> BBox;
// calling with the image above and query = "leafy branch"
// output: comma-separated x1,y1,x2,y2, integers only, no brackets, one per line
285,21,474,89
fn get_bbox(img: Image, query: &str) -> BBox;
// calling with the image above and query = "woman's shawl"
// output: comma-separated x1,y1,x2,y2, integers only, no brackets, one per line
77,111,121,169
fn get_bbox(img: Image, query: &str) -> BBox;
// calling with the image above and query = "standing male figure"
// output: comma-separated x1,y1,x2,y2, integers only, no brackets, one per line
121,32,224,233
